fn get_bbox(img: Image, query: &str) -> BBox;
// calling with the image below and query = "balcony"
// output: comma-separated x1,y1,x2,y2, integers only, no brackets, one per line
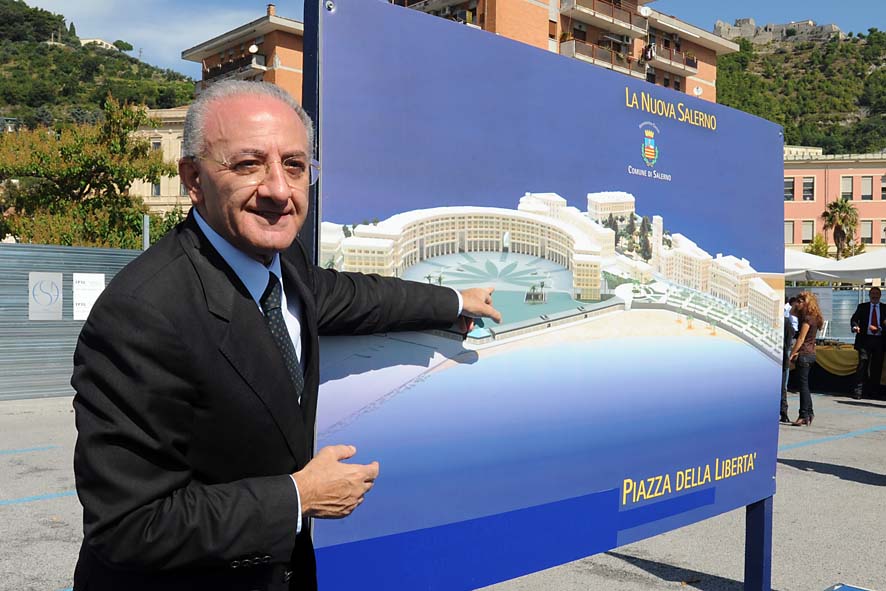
560,0,648,39
202,54,267,84
402,0,463,12
644,46,698,76
560,39,646,79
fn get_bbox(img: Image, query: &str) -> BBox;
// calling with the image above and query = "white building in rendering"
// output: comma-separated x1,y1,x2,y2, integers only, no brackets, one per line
711,254,757,308
321,192,615,301
658,233,713,293
748,277,782,328
586,191,636,223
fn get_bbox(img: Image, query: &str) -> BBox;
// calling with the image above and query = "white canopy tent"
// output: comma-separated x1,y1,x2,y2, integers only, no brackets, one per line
819,250,886,282
784,249,839,281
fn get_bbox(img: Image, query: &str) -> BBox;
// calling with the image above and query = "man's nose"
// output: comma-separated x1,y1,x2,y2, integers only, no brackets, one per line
259,161,292,201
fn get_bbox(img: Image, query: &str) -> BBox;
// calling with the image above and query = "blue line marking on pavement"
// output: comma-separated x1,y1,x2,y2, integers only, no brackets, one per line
0,445,60,456
779,425,886,452
0,490,76,506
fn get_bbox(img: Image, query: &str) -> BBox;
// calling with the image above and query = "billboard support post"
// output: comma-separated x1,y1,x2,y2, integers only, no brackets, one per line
301,0,321,263
744,496,773,590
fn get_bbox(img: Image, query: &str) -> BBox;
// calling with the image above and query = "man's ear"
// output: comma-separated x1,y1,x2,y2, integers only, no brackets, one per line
178,158,203,207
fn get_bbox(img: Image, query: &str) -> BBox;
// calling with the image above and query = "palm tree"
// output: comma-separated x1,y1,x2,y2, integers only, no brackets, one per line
821,199,859,259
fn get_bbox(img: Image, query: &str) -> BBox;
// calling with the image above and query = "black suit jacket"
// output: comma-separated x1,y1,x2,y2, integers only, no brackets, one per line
72,214,458,591
850,301,884,350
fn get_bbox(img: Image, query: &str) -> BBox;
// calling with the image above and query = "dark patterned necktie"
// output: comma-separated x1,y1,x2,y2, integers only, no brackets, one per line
260,272,304,401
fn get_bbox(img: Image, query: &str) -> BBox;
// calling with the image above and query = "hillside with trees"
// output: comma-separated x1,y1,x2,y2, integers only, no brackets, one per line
0,0,193,128
717,29,886,154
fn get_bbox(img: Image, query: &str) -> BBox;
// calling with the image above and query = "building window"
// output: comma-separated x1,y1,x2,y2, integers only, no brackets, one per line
180,182,188,197
151,140,161,151
548,20,557,40
646,70,656,84
801,221,814,244
861,220,873,244
861,176,873,200
152,182,161,197
882,175,886,199
841,176,853,200
784,221,794,245
881,221,886,244
674,79,681,91
784,177,795,201
572,25,586,42
802,177,814,200
663,75,670,88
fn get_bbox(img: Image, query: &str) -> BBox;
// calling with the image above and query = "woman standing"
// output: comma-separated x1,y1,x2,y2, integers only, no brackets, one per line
789,291,823,426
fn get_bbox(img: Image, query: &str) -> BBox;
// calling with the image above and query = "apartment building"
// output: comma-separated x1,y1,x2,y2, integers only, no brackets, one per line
129,106,190,214
180,4,305,101
784,145,886,253
392,0,738,102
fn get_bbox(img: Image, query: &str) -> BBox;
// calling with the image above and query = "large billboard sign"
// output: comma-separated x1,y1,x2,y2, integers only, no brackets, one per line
313,1,783,588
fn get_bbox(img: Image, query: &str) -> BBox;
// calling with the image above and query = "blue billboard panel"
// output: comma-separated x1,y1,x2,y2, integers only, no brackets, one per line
314,1,783,588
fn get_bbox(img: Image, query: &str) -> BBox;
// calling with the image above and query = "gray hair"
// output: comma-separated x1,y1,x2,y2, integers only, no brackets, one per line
181,80,315,159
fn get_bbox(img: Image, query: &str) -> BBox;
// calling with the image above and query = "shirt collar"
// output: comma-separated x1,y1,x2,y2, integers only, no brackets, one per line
193,208,281,307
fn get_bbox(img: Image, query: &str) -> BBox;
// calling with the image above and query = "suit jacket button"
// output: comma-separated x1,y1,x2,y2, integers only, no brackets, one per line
263,555,271,563
283,569,292,582
231,560,240,569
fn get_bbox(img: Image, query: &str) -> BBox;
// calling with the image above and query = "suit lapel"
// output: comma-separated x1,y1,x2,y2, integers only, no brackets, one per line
178,217,308,464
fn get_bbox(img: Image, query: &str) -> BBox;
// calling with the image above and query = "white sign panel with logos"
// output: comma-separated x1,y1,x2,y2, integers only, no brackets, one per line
28,272,63,320
73,273,106,321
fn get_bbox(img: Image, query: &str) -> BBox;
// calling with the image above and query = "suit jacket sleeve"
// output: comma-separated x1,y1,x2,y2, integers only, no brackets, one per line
307,265,461,335
851,303,866,330
73,292,300,571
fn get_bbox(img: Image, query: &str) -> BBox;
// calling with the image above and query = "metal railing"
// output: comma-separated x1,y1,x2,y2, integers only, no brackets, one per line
204,54,267,81
651,46,698,70
562,0,648,32
563,39,646,77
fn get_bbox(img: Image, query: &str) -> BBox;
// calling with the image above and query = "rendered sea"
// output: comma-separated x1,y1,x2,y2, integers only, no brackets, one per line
314,335,780,548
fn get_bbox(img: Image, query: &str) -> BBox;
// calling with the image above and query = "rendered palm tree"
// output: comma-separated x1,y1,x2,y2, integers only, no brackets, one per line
821,199,859,260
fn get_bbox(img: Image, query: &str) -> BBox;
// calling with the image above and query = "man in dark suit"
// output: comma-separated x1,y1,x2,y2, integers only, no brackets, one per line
850,286,883,399
71,81,501,591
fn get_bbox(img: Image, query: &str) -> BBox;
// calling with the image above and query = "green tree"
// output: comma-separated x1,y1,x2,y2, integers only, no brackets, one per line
626,214,636,236
639,231,652,261
149,206,184,245
113,39,133,52
803,234,830,257
0,96,176,246
820,199,859,259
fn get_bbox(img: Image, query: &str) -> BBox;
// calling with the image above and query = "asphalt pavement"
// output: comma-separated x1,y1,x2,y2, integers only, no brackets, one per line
1,391,884,591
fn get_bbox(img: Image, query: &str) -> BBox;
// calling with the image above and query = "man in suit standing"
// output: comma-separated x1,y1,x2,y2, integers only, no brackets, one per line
71,81,501,591
851,286,883,399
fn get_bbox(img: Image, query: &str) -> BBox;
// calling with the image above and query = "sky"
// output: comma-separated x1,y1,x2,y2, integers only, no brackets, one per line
23,0,885,79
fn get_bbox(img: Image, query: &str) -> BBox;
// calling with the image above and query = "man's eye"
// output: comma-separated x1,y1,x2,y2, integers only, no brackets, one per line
282,158,307,175
231,161,263,174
